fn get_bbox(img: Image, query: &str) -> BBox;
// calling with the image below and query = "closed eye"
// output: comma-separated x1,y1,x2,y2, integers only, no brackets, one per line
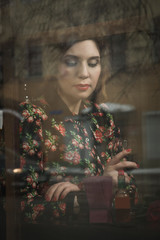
88,57,100,68
63,56,78,67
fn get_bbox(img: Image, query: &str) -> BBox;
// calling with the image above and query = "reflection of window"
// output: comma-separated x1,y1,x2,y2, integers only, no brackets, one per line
109,33,126,73
0,52,3,85
153,16,160,64
143,111,160,164
28,44,42,77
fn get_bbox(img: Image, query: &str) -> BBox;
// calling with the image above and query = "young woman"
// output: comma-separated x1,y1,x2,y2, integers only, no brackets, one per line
19,36,138,223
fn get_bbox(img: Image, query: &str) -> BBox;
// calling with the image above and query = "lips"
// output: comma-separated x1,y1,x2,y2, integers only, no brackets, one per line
74,84,90,91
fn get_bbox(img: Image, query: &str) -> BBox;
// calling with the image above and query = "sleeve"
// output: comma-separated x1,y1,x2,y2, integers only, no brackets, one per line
19,102,67,223
100,107,138,196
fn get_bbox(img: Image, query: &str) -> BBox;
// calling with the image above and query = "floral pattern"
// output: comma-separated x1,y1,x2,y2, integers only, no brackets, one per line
19,98,121,223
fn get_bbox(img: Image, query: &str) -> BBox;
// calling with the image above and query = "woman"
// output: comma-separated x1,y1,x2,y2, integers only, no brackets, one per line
19,36,138,223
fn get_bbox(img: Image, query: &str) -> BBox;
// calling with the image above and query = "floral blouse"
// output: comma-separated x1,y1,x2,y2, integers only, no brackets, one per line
19,94,121,223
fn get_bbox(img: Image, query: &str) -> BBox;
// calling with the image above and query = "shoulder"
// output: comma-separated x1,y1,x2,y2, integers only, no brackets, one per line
19,100,48,122
82,101,113,119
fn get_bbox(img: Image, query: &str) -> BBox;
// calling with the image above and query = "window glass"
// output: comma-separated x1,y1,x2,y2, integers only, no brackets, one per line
0,1,160,240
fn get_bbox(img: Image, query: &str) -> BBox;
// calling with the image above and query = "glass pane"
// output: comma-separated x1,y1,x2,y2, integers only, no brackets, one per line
1,1,160,240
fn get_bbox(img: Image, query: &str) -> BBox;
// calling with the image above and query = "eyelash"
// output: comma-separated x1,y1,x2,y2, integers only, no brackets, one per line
64,59,100,68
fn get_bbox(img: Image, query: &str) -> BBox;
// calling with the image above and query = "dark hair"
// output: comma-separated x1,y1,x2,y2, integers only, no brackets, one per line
54,33,111,103
56,33,107,57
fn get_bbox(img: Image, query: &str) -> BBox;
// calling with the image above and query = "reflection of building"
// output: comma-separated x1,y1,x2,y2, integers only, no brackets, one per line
0,1,160,239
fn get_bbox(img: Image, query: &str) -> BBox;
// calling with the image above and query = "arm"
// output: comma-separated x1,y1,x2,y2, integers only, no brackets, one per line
19,101,49,222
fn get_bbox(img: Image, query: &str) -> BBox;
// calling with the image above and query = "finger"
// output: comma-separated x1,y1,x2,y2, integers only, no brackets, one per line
114,161,138,171
60,184,80,200
109,149,132,165
53,182,74,201
45,182,66,201
124,172,132,184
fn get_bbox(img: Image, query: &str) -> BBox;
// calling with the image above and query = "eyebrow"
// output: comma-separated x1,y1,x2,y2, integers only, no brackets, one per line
63,55,100,60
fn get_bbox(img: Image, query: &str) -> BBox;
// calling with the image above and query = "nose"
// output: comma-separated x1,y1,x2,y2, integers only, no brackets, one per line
78,62,89,79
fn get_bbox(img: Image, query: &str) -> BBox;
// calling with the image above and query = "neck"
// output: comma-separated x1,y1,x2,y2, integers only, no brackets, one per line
57,90,82,115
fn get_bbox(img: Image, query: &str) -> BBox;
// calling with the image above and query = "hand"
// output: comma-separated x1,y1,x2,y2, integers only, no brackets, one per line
103,149,138,186
45,181,80,202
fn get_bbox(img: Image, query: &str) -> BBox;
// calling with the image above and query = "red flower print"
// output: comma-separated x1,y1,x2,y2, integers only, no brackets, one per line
59,124,65,136
26,176,33,184
45,139,52,148
72,139,79,146
77,135,82,140
73,152,80,165
33,204,45,212
99,126,105,132
59,203,66,213
64,151,74,163
32,204,45,221
27,192,34,199
79,143,84,149
93,112,103,116
91,163,95,169
29,149,35,156
85,142,89,149
51,145,57,152
35,119,41,126
100,103,108,111
104,127,113,138
22,142,30,151
108,141,114,150
32,182,37,188
94,129,103,143
110,119,115,127
35,109,42,116
90,151,94,158
83,128,88,136
20,156,26,168
27,116,34,123
37,129,43,138
101,152,106,158
42,114,48,121
107,157,111,163
94,103,100,109
33,140,38,146
22,110,29,118
97,156,102,164
74,125,80,132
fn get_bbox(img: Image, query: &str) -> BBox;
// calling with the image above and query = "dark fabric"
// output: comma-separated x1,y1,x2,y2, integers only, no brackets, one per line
84,176,113,223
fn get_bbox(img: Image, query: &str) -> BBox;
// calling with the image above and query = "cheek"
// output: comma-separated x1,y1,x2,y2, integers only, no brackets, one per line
92,68,101,86
58,66,68,78
58,65,75,79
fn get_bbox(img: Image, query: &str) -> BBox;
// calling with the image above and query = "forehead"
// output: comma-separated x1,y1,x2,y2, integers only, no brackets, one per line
64,40,100,57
